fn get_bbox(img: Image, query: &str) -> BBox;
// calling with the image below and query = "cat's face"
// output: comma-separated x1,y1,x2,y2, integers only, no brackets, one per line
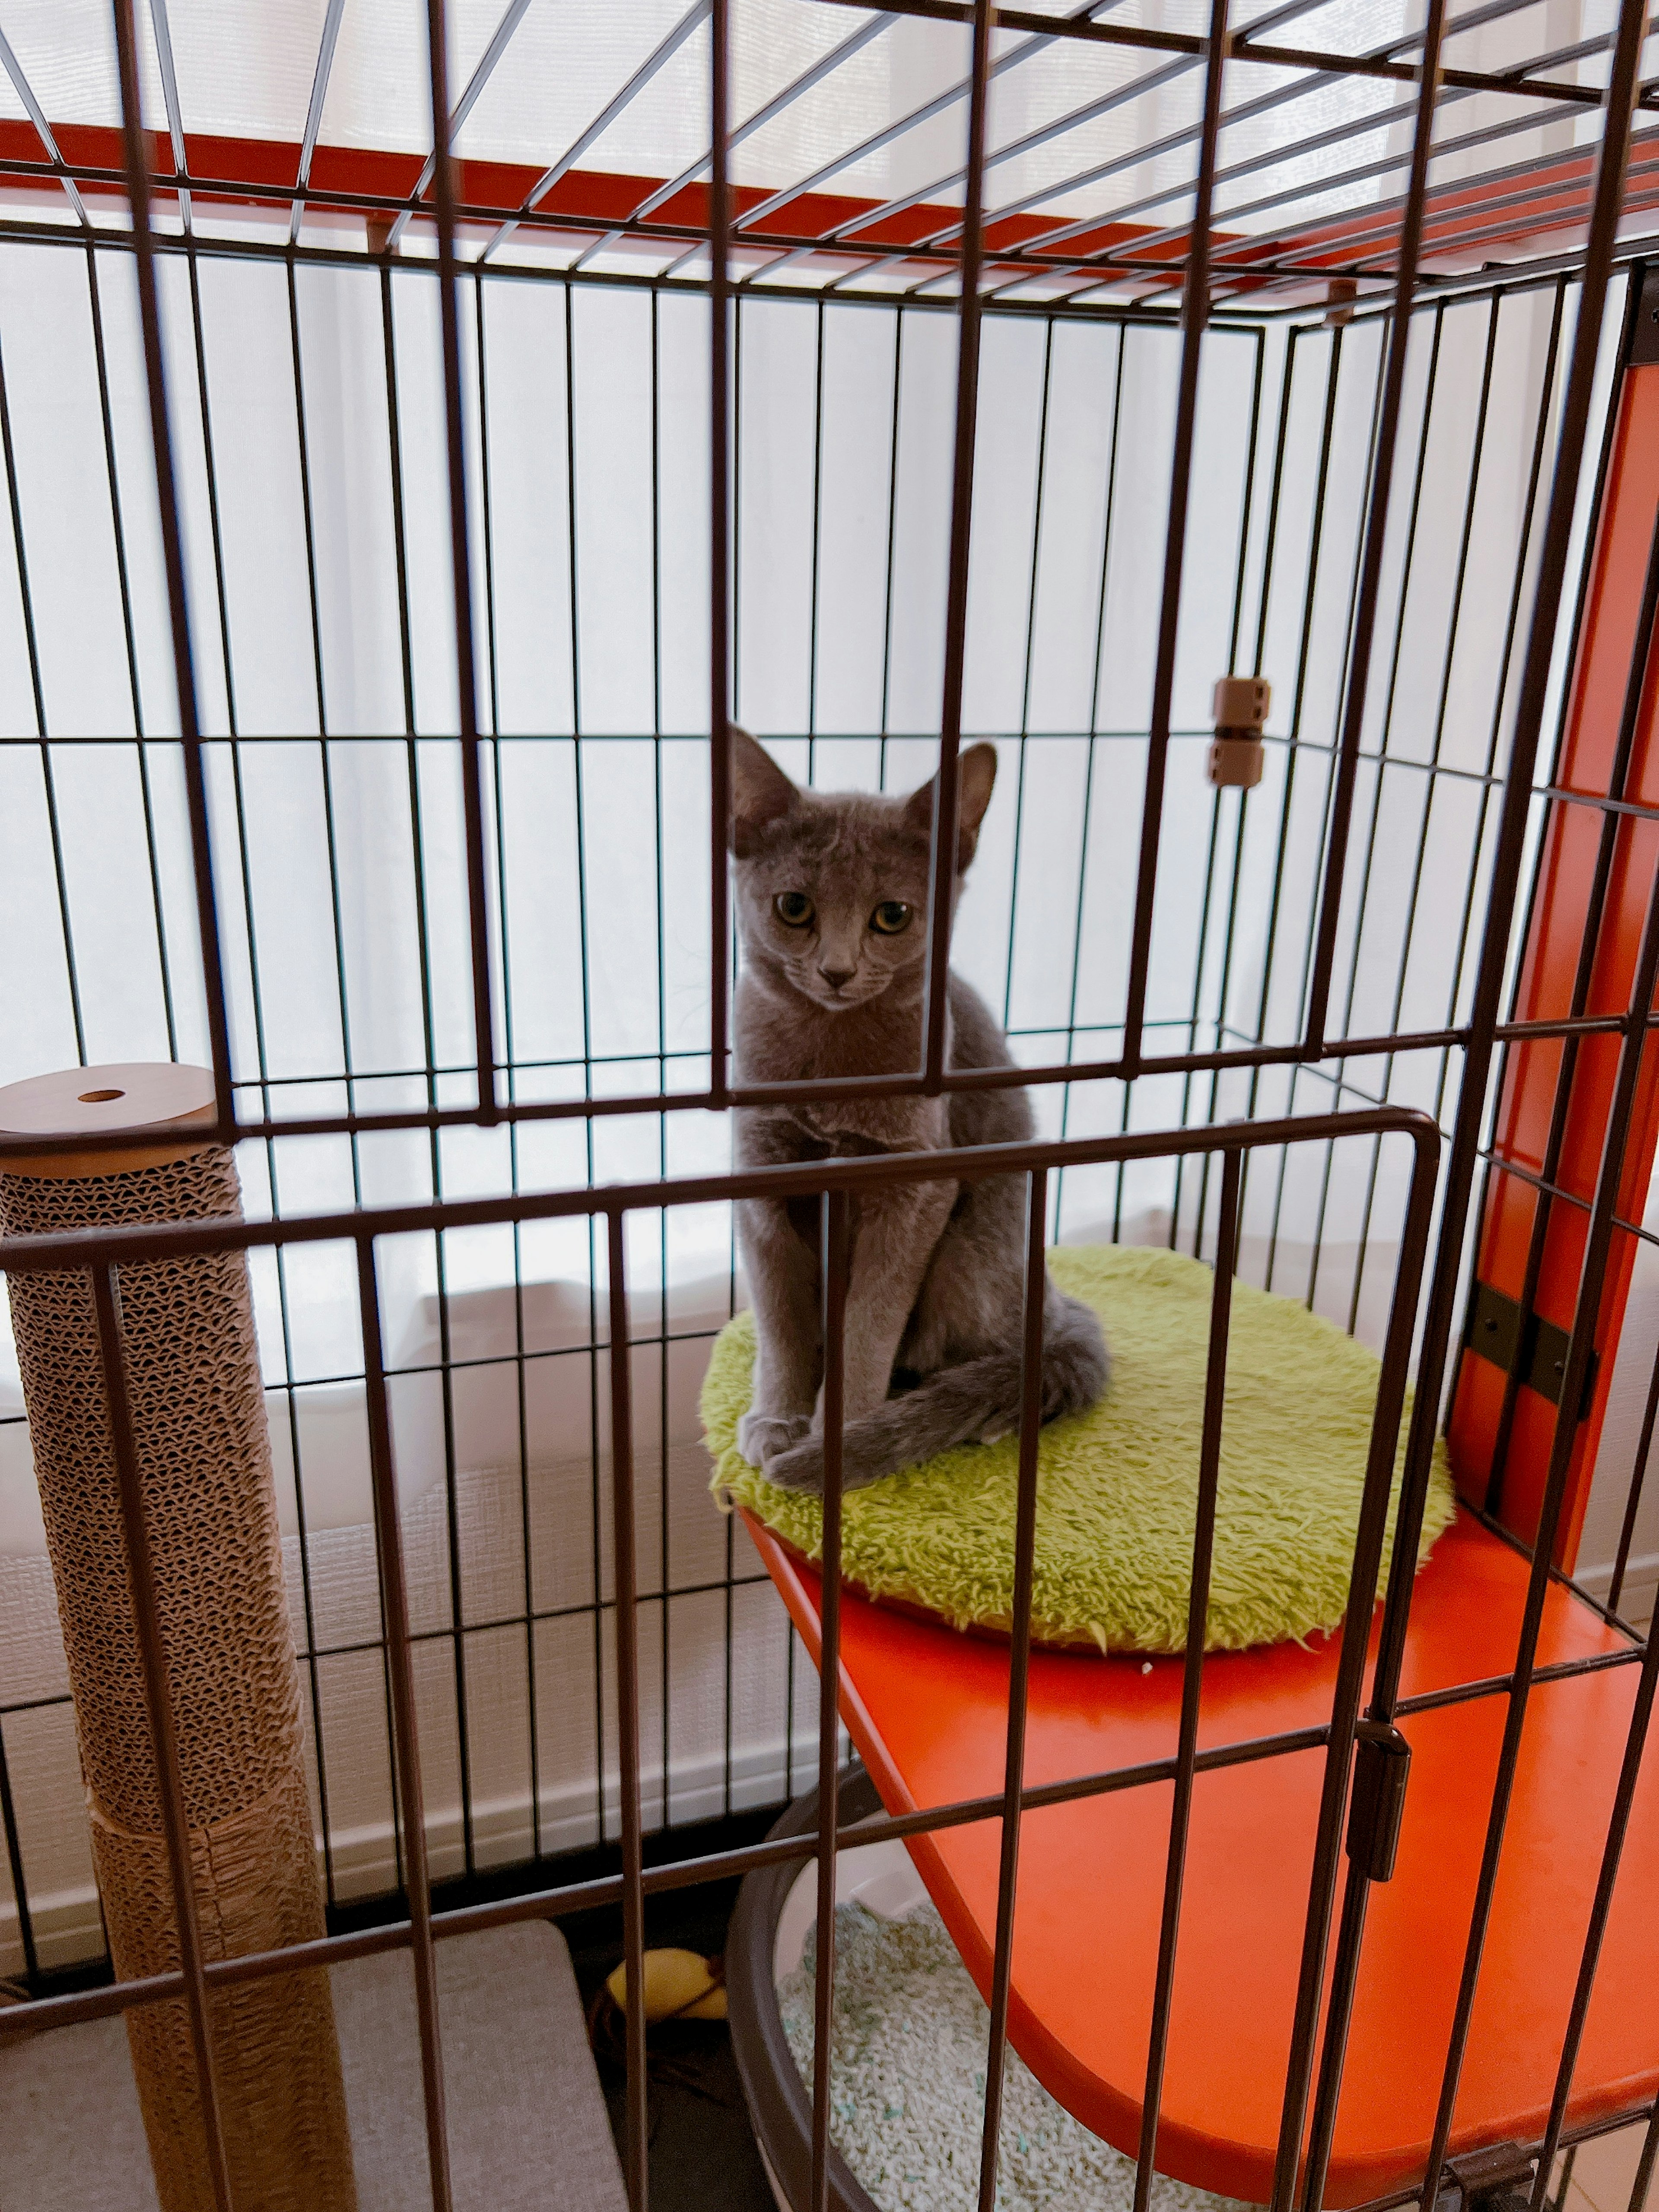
728,732,996,1014
734,800,933,1011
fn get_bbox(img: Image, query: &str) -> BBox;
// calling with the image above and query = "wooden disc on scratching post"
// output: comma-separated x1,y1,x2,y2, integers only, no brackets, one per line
0,1065,357,2212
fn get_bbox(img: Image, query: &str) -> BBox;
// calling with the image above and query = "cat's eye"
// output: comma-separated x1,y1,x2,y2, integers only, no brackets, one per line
774,891,815,928
870,901,912,935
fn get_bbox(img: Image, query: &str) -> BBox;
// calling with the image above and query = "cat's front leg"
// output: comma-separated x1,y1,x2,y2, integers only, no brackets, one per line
763,1177,957,1496
735,1195,820,1469
740,1412,813,1465
837,1177,958,1419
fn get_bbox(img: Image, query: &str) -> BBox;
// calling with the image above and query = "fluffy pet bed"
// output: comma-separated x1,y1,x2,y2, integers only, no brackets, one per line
704,1244,1455,1653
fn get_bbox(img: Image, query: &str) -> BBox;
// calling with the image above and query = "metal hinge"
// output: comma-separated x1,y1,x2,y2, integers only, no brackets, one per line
1440,2142,1538,2212
1345,1721,1412,1883
1629,264,1659,368
1462,1281,1598,1421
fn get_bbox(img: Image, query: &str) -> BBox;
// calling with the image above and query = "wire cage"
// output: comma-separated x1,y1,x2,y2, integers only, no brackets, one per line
4,3,1659,2210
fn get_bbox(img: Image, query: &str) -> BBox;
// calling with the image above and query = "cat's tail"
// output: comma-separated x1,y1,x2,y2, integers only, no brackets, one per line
763,1290,1108,1496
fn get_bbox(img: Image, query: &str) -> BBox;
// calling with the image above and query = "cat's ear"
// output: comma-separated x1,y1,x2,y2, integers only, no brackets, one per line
957,743,998,859
728,725,799,856
903,742,998,869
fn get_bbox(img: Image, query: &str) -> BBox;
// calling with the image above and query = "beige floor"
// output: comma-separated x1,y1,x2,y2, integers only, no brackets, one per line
0,1923,627,2211
1557,2125,1655,2212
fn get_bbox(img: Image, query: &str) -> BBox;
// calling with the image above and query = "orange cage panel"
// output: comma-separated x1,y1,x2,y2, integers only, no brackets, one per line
1448,343,1659,1564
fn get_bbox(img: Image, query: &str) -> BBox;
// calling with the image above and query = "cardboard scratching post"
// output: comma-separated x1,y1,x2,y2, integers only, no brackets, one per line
0,1065,357,2212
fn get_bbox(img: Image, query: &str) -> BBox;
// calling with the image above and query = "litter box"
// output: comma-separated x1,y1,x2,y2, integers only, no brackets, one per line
729,1771,891,2212
728,1771,1247,2212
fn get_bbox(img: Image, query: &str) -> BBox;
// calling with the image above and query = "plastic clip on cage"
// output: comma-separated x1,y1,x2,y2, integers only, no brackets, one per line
1208,675,1271,791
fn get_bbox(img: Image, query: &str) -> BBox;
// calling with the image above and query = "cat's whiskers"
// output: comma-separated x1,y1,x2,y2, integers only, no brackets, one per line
782,962,893,1012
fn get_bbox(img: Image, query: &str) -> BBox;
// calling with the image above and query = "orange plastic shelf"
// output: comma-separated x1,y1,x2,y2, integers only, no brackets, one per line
747,1510,1659,2208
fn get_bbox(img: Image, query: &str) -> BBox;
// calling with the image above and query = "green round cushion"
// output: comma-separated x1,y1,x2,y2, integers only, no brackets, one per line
703,1243,1456,1654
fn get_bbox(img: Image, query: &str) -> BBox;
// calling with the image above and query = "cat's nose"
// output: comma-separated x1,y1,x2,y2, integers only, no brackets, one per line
819,965,855,991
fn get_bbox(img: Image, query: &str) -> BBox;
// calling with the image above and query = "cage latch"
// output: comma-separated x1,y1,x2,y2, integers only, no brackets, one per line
1345,1719,1412,1882
1441,2141,1538,2212
1462,1280,1598,1421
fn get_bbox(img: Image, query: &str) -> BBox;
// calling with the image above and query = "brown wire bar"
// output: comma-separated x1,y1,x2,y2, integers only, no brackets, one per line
810,1189,851,2212
358,1237,454,2212
922,0,994,1096
975,1166,1051,2212
89,1262,235,2212
1118,0,1232,1075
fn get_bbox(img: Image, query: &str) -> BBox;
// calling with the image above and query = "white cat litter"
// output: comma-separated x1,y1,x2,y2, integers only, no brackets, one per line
777,1899,1256,2212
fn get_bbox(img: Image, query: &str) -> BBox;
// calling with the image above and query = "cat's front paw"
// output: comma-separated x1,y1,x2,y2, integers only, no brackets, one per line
763,1434,825,1495
738,1411,812,1468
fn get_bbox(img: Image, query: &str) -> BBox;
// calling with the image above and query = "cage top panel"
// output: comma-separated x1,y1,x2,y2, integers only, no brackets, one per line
0,2,1655,315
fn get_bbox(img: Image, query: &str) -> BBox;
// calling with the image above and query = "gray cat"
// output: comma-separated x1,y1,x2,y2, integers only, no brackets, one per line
728,728,1108,1495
